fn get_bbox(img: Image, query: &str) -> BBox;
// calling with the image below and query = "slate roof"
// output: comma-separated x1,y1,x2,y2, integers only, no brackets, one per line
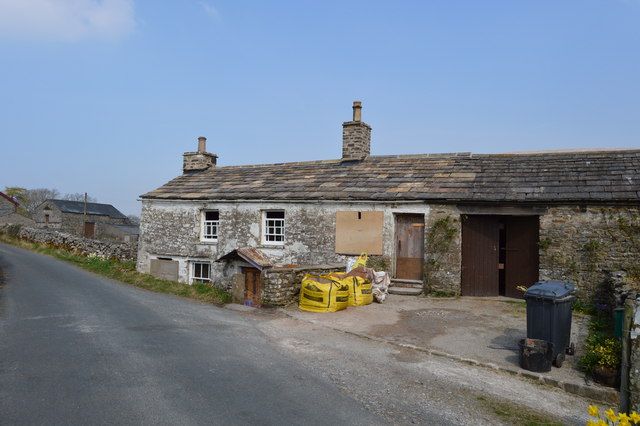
142,150,640,204
47,199,128,219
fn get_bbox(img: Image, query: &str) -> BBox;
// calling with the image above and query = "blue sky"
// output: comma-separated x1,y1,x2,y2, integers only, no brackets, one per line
1,0,639,215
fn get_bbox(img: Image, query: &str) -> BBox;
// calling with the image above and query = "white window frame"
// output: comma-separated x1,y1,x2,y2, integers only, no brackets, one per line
191,261,211,284
201,210,219,242
261,210,285,245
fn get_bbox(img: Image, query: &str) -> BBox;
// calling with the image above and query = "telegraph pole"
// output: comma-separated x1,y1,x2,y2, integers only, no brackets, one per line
83,192,88,237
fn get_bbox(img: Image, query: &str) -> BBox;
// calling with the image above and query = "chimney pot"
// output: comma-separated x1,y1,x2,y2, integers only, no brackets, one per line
197,136,207,153
352,101,362,122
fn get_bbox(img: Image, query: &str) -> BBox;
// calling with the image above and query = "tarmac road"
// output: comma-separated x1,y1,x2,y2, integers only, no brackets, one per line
0,242,589,425
0,243,384,425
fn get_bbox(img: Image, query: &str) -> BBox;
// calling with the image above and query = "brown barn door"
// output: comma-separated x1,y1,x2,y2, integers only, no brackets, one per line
504,216,539,299
461,215,500,296
243,268,262,307
84,222,95,238
394,214,425,281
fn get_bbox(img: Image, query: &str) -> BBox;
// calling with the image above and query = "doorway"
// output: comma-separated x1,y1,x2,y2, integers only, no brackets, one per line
84,222,95,238
461,215,539,298
394,214,425,281
242,267,262,307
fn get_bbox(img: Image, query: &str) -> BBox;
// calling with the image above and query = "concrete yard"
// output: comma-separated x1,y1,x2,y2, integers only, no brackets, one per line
283,294,614,401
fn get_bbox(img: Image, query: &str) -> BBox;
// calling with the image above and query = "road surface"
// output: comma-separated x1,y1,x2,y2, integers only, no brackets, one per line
0,243,589,425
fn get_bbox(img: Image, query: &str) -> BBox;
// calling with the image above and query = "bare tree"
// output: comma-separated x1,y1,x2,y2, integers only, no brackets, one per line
62,193,97,203
127,214,140,225
22,188,60,214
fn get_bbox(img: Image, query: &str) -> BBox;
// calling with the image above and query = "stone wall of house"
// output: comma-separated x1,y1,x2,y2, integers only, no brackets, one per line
539,206,640,301
261,263,345,306
2,225,137,261
137,199,430,284
0,213,34,226
424,205,462,295
625,297,640,412
58,212,129,236
0,196,16,216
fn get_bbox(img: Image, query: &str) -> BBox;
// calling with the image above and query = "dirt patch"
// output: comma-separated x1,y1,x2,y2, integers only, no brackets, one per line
369,308,488,346
475,394,563,426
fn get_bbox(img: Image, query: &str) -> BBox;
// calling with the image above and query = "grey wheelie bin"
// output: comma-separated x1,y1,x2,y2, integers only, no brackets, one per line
523,281,576,368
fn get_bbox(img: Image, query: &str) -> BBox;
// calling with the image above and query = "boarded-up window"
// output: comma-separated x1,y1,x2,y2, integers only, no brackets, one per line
335,211,383,255
150,259,179,281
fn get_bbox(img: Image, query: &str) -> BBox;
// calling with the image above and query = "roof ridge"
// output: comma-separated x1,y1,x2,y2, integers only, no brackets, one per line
210,148,640,170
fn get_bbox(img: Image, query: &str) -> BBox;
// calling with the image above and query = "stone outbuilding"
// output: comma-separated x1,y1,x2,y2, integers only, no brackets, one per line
34,199,137,241
0,191,34,226
137,101,640,306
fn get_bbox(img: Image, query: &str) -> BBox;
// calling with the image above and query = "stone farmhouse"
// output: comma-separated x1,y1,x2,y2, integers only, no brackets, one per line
137,102,640,306
34,199,138,242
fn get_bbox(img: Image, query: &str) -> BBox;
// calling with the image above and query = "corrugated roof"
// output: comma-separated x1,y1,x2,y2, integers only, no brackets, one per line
142,150,640,204
217,247,273,269
47,199,127,219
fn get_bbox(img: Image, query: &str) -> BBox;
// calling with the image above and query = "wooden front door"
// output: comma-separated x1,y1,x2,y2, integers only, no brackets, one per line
394,214,425,280
504,216,539,298
84,222,95,238
461,215,500,296
243,268,262,307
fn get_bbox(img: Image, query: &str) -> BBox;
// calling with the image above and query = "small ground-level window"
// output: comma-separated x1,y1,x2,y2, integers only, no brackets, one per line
202,210,219,241
262,210,285,244
192,262,211,283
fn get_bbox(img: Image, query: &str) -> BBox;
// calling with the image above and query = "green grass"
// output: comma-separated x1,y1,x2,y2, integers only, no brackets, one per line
476,395,563,426
0,233,231,305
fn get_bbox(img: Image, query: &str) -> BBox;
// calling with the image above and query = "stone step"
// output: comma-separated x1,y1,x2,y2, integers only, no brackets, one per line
388,286,423,296
391,278,423,285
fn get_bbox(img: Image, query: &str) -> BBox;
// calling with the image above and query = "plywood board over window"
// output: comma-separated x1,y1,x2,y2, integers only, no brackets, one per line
335,211,384,255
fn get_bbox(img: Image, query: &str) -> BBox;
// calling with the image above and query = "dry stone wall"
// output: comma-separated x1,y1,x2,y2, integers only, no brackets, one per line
261,263,345,306
2,225,137,262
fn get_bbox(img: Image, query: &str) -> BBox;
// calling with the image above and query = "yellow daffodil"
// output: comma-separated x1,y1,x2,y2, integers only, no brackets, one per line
597,420,608,426
588,405,600,417
586,420,598,426
606,408,618,422
621,419,632,426
631,411,640,424
620,413,632,421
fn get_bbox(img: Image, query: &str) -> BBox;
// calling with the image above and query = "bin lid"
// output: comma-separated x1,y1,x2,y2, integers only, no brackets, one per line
524,281,576,300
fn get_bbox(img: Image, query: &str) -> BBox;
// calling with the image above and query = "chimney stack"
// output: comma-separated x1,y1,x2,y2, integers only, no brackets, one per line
342,100,371,160
183,136,218,173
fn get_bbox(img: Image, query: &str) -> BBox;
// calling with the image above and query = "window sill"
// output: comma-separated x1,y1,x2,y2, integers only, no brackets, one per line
199,239,218,245
258,244,285,250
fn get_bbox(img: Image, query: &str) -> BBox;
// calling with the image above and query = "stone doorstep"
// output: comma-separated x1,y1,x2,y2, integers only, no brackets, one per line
388,287,423,296
279,308,619,405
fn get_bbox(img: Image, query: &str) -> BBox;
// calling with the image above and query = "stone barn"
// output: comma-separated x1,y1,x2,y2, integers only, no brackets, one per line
137,101,640,306
34,199,136,241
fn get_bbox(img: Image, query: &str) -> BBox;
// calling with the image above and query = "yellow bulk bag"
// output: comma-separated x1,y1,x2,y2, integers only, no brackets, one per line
349,253,368,271
299,274,349,313
326,268,373,307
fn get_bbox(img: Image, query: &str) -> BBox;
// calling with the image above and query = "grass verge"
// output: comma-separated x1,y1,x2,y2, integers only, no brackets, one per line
0,234,231,305
476,395,563,426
